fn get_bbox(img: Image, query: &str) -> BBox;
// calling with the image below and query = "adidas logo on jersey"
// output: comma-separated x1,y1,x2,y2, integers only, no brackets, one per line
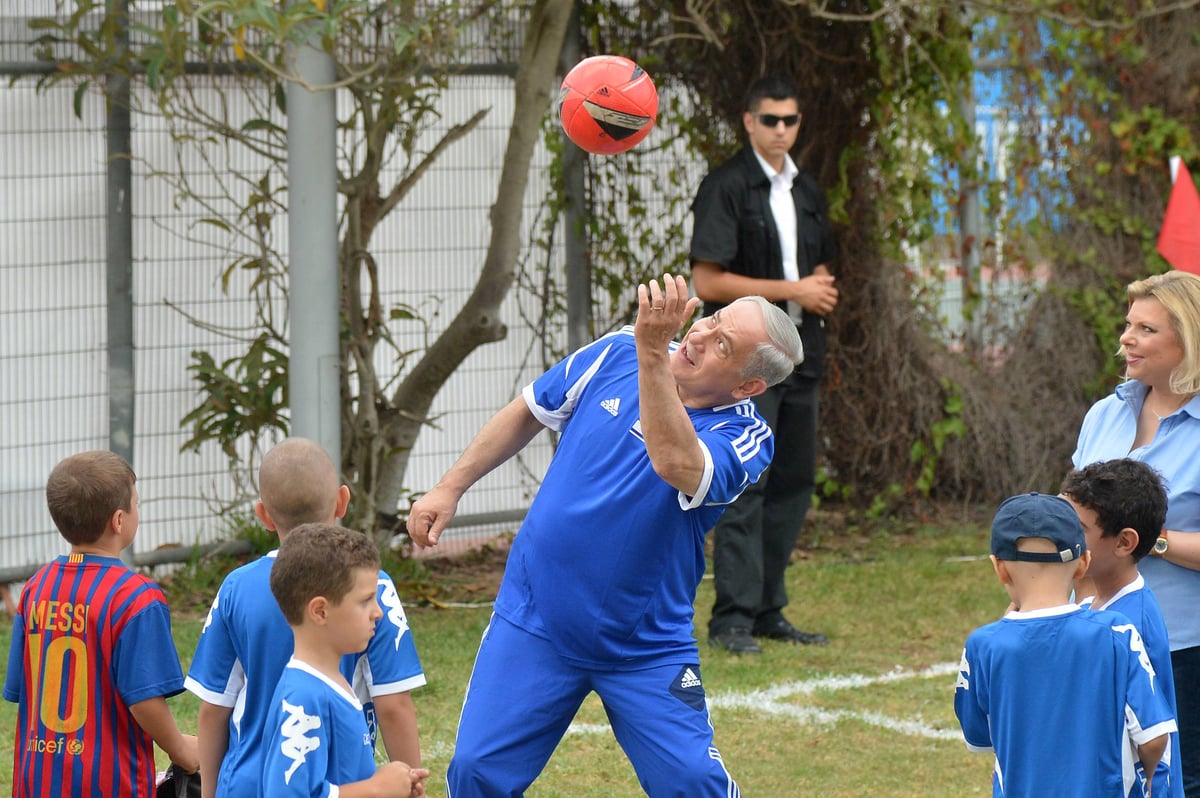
680,668,702,689
600,397,621,416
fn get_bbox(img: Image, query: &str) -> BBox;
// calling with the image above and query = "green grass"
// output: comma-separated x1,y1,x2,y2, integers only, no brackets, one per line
0,515,1003,796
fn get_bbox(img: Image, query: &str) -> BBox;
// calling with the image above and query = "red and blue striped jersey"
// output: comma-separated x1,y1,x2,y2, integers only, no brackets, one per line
3,553,186,798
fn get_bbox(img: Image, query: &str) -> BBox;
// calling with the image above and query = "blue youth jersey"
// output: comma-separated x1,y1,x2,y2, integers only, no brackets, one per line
185,553,424,797
1084,577,1183,798
344,574,427,735
955,604,1177,797
3,554,185,798
493,327,774,668
260,659,376,798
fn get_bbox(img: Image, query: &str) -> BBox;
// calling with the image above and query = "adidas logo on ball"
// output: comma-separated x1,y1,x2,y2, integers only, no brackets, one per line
558,55,658,156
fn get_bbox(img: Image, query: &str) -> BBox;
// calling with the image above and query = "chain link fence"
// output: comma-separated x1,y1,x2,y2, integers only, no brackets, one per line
1,2,564,581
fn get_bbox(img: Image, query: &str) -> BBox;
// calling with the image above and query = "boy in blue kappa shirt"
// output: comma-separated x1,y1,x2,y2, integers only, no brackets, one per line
260,523,428,798
1063,459,1183,798
186,438,425,798
955,492,1176,797
408,274,803,797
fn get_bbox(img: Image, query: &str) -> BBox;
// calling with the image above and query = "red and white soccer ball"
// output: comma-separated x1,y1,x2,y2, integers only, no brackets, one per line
557,55,658,155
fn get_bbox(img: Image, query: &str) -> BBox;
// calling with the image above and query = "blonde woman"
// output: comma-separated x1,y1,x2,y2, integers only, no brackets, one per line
1074,270,1200,797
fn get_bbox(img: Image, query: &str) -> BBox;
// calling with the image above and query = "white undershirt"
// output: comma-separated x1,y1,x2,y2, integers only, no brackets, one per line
753,149,803,323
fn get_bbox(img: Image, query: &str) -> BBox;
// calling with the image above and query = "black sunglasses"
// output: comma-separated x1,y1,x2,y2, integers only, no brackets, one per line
756,113,801,128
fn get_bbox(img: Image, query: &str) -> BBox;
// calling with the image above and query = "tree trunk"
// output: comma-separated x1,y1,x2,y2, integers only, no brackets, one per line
368,0,574,535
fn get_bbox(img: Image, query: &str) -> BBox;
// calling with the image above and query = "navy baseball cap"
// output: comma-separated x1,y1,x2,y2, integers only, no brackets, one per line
991,493,1086,563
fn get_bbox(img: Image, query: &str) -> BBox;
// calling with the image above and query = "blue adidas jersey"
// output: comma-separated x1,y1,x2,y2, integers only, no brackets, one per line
955,604,1177,797
494,327,774,668
1084,578,1183,798
185,553,424,797
259,660,376,798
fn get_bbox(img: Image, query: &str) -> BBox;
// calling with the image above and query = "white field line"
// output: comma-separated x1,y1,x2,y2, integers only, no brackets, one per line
421,739,457,761
564,662,962,741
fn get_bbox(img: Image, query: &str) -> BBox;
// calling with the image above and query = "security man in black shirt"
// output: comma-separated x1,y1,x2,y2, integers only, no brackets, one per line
690,75,839,654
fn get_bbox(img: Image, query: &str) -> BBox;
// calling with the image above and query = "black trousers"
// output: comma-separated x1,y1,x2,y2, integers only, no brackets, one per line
1174,645,1200,797
708,371,818,635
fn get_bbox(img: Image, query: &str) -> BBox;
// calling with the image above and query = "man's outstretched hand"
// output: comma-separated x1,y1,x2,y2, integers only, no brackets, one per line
635,273,699,350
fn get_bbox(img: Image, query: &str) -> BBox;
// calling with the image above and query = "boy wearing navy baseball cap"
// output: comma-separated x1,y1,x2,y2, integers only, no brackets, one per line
955,492,1176,797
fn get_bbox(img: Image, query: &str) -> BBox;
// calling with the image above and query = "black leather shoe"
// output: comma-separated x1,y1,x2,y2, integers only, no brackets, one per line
752,618,829,645
708,627,762,654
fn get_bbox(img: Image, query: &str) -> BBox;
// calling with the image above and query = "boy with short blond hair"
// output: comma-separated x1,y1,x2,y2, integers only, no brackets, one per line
1062,459,1182,798
955,492,1176,797
261,524,428,798
3,450,198,796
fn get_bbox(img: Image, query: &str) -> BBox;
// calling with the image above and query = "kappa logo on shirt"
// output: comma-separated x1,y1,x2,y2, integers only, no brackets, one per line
600,397,621,416
670,664,707,710
201,592,219,634
1113,623,1156,689
278,699,322,784
378,578,411,649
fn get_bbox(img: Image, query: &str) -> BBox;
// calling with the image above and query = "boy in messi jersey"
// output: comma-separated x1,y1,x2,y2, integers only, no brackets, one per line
260,523,429,798
955,492,1176,798
185,438,425,798
1063,459,1183,798
3,450,199,797
408,274,803,796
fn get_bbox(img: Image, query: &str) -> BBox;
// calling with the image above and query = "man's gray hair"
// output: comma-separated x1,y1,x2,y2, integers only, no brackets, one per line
733,296,804,386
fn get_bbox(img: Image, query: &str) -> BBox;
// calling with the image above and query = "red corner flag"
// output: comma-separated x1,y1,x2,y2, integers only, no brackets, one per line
1158,157,1200,274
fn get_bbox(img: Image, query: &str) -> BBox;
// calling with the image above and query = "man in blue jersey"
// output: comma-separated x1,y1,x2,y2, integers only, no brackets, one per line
408,274,802,797
955,492,1177,797
1062,459,1183,798
186,438,425,798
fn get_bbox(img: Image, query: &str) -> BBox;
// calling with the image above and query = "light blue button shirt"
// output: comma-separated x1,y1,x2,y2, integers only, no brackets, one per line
1074,379,1200,651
